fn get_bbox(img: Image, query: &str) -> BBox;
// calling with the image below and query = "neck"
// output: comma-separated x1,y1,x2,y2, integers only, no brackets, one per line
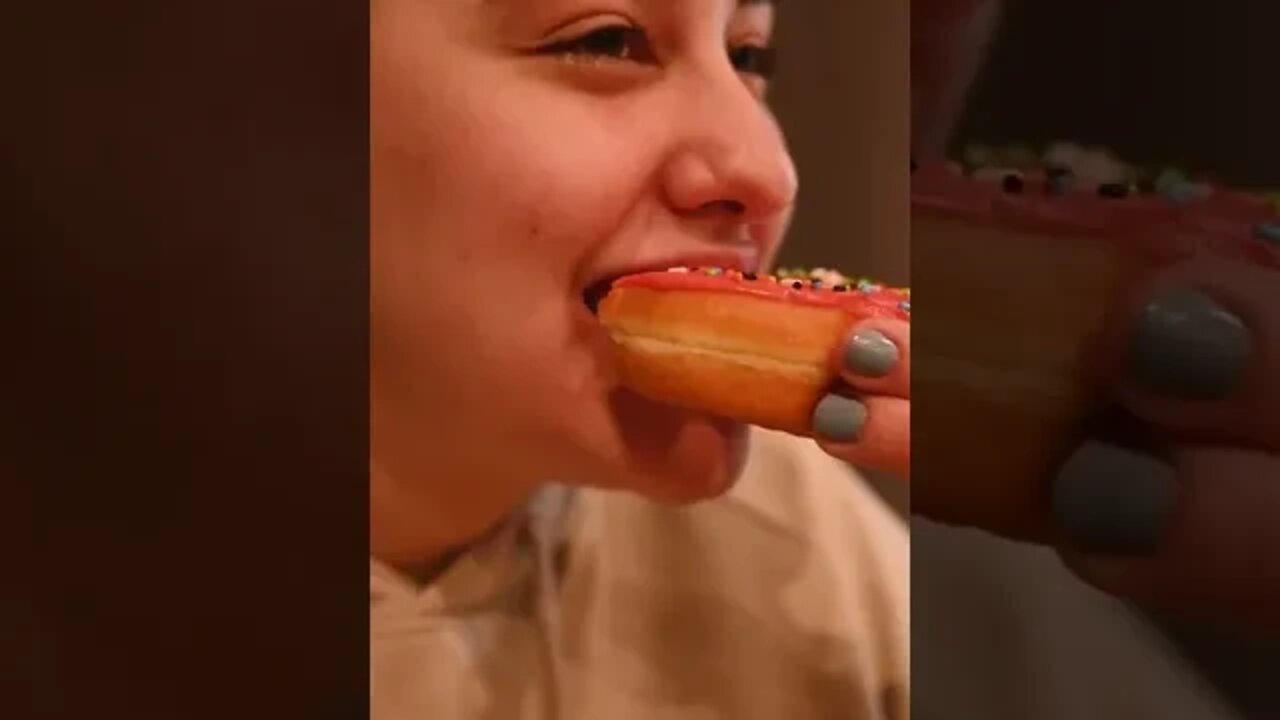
369,458,533,582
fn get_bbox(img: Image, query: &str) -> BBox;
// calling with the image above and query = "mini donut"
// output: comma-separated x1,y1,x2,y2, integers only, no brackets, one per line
913,145,1280,541
597,266,910,436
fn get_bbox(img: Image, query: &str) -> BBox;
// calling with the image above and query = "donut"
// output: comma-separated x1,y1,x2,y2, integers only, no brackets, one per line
912,142,1280,541
597,266,910,436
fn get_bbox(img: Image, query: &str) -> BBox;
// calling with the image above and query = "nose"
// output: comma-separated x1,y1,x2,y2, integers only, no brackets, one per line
660,75,798,225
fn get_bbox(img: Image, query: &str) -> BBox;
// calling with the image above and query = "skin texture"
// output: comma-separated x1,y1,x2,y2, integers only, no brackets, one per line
370,0,808,573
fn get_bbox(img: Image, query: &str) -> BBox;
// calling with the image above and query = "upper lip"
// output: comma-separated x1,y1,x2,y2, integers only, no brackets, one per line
580,251,759,314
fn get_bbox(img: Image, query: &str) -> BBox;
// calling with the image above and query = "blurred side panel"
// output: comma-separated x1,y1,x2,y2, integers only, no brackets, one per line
7,1,370,717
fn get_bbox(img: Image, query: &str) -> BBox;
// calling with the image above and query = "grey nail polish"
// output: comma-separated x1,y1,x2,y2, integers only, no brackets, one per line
1128,288,1251,401
812,395,868,442
1052,442,1178,555
844,329,899,378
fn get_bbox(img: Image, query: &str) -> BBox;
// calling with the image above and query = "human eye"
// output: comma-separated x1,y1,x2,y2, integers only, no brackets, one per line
538,19,657,66
727,43,777,79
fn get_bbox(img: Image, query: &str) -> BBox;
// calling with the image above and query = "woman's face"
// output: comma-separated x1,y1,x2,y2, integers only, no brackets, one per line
372,0,797,503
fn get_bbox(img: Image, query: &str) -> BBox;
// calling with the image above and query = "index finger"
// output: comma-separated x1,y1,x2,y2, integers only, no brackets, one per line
833,317,911,398
1100,257,1280,451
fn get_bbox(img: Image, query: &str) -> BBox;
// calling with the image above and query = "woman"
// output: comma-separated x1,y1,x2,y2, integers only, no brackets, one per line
367,0,1266,717
370,1,910,718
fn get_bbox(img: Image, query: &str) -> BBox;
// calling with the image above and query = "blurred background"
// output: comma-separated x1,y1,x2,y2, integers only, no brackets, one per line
769,0,1277,284
769,0,1277,717
949,2,1279,715
769,1,910,287
954,0,1279,189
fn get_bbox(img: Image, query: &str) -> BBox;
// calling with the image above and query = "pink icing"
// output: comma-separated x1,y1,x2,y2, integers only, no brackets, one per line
611,269,911,322
912,162,1280,271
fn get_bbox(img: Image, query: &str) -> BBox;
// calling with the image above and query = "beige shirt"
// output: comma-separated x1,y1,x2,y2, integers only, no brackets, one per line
370,429,1239,720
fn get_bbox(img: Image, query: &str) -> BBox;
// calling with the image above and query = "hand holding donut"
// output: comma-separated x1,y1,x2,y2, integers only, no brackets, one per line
812,318,911,478
597,266,910,478
1050,257,1280,633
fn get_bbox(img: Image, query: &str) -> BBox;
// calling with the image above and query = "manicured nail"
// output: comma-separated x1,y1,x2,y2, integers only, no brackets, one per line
1128,288,1250,401
843,329,898,378
1052,442,1178,555
812,394,867,443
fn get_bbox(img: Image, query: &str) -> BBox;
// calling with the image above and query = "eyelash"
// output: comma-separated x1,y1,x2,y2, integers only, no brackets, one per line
540,25,777,79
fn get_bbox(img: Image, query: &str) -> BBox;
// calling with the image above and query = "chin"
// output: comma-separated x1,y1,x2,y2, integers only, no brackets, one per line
602,388,752,504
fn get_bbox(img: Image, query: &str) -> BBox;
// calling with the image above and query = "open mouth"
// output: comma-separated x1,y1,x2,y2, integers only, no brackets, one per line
580,256,755,316
582,276,617,315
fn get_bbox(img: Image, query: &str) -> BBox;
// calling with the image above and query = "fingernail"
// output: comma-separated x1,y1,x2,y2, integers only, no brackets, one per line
1052,442,1178,555
843,329,898,378
812,395,868,443
1128,288,1250,401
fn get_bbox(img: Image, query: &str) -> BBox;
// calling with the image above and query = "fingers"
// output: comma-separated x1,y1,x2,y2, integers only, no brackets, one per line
1044,258,1280,631
812,317,910,476
834,317,910,398
1104,257,1280,450
813,395,910,478
1050,442,1280,634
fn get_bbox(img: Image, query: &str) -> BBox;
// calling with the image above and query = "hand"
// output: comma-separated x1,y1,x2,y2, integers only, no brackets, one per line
812,318,911,479
1049,257,1280,633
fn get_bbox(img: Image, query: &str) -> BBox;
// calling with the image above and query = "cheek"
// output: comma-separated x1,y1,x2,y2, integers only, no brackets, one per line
449,115,652,266
371,30,682,466
372,109,636,384
378,69,655,253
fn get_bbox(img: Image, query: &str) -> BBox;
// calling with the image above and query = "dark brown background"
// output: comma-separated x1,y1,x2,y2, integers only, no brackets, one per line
955,0,1279,188
770,1,910,286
